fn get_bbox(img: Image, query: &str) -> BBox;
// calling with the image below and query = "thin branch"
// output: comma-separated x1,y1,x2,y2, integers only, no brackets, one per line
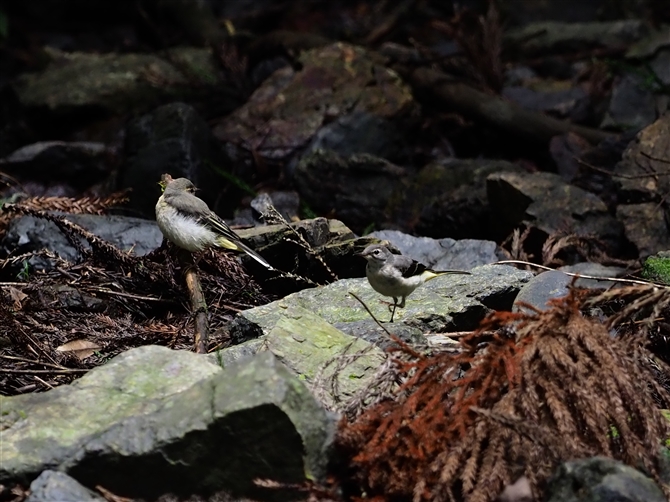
0,368,89,374
494,260,656,287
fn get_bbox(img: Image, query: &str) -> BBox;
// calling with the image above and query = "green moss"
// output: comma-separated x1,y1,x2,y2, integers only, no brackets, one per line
642,255,670,285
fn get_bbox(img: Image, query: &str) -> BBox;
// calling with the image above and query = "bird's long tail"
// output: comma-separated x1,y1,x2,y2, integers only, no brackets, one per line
234,240,274,270
422,270,471,282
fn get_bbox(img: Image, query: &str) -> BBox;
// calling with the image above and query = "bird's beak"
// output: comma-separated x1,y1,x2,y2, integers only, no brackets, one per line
356,251,368,258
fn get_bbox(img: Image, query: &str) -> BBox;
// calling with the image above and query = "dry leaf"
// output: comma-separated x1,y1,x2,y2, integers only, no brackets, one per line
56,339,101,360
7,286,27,310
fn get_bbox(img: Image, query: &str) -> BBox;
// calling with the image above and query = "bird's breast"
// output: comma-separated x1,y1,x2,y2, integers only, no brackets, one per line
156,204,216,252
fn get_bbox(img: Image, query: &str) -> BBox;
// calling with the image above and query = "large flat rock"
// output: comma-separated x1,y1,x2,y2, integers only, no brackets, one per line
0,346,333,500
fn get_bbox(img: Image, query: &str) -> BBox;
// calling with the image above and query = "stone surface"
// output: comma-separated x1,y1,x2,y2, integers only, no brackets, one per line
236,217,374,284
487,171,624,252
544,456,666,502
213,42,415,172
121,102,230,218
301,111,405,163
502,84,588,118
25,471,104,502
506,20,647,57
293,149,408,234
651,48,670,86
369,230,499,271
0,141,110,190
230,265,533,339
601,73,657,131
12,47,220,115
616,203,670,258
2,213,163,272
560,262,629,289
0,346,334,500
212,306,388,411
614,114,670,203
414,159,522,241
513,270,569,313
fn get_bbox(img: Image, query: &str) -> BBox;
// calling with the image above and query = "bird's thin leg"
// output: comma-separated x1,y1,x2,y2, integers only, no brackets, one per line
398,296,406,309
390,298,399,323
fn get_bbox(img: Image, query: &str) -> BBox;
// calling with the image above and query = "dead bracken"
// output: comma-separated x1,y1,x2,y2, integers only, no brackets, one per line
335,288,670,502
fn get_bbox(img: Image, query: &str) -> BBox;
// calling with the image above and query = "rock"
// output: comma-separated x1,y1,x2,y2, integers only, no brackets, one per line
230,265,533,338
230,190,301,227
0,141,110,191
369,230,499,270
236,217,370,282
26,471,104,502
549,133,593,182
121,102,230,218
616,203,670,258
299,111,406,165
513,263,625,313
293,150,408,234
513,270,569,313
498,476,532,502
0,346,334,500
560,262,629,289
413,159,522,241
601,73,657,131
544,456,666,502
614,114,670,204
1,213,163,273
12,47,221,116
651,48,670,86
505,20,647,57
212,42,415,173
487,171,624,254
626,26,670,59
251,191,300,223
215,305,385,409
502,84,588,119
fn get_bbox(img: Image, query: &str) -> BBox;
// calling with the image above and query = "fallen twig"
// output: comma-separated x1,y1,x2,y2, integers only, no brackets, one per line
184,265,209,354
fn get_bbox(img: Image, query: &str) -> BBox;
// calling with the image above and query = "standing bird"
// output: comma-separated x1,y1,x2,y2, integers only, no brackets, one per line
155,176,273,269
359,243,471,322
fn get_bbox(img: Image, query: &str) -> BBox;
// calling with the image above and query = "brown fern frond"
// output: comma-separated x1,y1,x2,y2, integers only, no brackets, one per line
541,231,633,268
337,289,670,502
0,191,129,235
14,191,129,214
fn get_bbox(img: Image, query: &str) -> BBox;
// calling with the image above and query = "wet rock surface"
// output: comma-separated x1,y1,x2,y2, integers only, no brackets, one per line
0,347,334,500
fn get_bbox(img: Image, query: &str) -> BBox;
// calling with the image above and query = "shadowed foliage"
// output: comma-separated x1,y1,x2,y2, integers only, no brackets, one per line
336,290,670,502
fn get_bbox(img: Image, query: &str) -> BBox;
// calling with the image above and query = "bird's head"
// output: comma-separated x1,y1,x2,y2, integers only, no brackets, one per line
163,177,198,194
358,244,391,265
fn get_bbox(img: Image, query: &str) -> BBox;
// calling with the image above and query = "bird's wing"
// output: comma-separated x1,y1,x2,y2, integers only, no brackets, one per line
395,256,428,278
167,191,241,243
166,190,273,269
395,255,471,277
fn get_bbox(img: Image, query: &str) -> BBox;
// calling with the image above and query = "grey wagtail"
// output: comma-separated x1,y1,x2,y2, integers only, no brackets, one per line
359,243,471,322
155,177,273,269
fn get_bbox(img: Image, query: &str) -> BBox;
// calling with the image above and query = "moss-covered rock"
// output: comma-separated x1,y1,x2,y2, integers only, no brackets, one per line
642,252,670,284
0,346,334,500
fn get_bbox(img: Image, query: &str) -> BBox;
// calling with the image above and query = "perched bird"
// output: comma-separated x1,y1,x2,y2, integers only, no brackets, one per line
359,243,471,322
155,176,273,269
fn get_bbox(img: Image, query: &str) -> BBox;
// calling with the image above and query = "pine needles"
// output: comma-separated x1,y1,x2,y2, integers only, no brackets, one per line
336,290,670,502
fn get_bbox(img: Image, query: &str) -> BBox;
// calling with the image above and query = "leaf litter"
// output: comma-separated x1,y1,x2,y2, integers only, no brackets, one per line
0,196,274,395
